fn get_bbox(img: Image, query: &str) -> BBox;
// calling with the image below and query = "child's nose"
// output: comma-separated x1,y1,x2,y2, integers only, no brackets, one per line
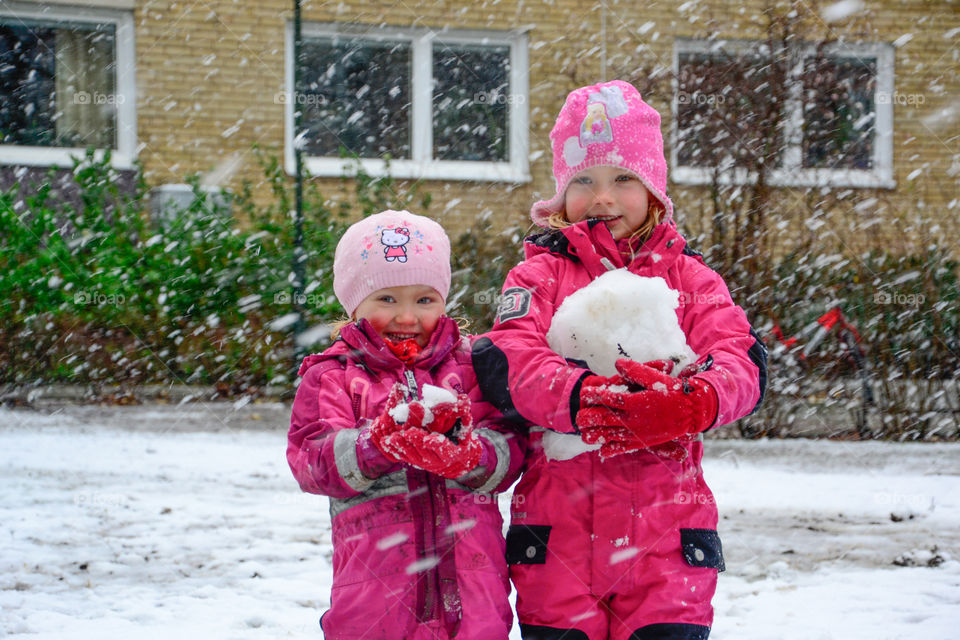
394,306,417,323
593,182,615,203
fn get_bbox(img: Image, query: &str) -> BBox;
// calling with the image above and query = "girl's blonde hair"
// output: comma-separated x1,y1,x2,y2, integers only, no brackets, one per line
546,200,665,244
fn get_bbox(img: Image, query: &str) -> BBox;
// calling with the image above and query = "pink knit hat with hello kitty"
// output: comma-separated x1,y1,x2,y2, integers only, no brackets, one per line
333,210,451,316
530,79,673,227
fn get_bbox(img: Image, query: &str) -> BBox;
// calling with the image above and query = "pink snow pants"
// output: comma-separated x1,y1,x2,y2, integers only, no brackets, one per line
507,437,722,640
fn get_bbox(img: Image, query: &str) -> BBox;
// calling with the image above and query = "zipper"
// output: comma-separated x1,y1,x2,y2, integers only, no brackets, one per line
404,369,419,401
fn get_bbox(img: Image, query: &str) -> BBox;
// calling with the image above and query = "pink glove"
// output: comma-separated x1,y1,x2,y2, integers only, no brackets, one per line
381,428,483,479
577,359,718,449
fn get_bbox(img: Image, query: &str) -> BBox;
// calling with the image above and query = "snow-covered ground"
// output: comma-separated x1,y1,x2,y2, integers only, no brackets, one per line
2,403,959,639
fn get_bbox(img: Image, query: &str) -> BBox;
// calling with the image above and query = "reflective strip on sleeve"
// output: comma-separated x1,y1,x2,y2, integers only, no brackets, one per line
472,428,511,495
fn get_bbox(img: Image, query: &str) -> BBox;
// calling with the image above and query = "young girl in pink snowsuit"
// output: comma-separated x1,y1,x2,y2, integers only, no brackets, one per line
472,81,767,640
288,210,525,640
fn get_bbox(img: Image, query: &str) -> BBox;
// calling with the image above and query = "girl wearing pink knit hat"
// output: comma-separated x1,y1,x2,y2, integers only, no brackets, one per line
473,81,767,639
288,210,526,639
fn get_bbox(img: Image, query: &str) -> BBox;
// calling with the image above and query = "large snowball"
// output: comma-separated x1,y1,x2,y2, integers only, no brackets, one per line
542,270,698,461
546,270,697,376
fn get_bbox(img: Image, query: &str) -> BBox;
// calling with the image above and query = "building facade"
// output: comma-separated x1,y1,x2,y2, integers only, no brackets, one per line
2,0,958,249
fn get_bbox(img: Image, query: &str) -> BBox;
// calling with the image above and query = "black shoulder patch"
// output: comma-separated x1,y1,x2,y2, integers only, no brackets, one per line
747,327,768,414
471,337,528,426
526,229,573,259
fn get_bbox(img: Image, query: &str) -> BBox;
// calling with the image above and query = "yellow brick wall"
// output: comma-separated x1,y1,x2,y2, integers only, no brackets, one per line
134,0,960,253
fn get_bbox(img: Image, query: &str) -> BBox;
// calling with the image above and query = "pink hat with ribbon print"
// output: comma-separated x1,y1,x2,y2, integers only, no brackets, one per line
530,80,673,227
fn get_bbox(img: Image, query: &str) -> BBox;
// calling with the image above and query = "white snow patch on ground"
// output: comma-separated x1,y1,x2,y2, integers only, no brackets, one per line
1,406,959,639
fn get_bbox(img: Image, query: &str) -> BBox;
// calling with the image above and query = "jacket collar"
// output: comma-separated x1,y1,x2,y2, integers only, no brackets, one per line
338,316,461,372
525,219,686,277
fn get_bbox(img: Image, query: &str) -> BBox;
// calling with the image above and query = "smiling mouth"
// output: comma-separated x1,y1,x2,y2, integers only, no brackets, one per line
386,333,419,342
590,215,621,222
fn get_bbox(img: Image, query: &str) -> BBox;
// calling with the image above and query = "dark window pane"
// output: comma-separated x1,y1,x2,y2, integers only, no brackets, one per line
432,43,509,162
0,20,116,148
675,49,784,169
299,37,411,159
802,56,876,170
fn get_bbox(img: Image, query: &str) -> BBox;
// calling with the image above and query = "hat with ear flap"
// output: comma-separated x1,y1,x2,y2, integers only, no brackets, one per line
530,79,673,227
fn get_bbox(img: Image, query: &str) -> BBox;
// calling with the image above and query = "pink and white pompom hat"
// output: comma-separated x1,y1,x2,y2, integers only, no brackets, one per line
530,79,673,227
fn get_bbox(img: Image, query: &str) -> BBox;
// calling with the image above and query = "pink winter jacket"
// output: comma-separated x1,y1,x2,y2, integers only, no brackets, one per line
472,217,767,434
288,317,525,640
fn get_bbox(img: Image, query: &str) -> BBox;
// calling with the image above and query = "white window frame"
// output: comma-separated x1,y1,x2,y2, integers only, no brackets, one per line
672,38,894,189
0,1,136,169
284,22,530,183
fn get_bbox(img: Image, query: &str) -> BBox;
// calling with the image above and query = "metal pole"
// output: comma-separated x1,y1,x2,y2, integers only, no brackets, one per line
292,0,306,368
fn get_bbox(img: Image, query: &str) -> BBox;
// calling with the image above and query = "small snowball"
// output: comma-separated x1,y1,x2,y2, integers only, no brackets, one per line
421,384,456,407
542,431,601,461
388,403,410,423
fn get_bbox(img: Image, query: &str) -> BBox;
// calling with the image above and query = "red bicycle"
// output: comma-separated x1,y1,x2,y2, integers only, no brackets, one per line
771,306,876,437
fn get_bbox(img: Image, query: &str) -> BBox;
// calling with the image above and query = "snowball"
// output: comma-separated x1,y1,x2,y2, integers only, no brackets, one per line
388,402,410,424
542,430,601,461
420,384,456,408
546,270,697,377
543,270,698,461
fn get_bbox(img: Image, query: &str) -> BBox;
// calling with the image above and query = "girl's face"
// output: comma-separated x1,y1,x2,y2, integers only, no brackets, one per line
564,165,650,240
353,285,445,348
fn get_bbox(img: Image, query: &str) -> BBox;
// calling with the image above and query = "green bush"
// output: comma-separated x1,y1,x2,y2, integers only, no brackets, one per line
0,148,430,391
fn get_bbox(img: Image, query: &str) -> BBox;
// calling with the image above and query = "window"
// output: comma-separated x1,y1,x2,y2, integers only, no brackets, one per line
0,3,135,168
673,39,894,188
284,24,529,182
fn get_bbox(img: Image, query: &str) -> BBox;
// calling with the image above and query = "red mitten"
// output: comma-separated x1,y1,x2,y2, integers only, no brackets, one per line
381,428,483,479
369,383,425,460
423,394,472,441
577,358,718,449
581,425,690,461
